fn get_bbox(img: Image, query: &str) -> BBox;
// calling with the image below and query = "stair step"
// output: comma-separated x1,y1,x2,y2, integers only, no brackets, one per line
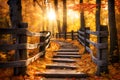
61,46,78,49
44,78,87,80
53,55,81,58
52,58,76,63
57,52,79,55
35,70,88,78
57,49,79,52
43,78,77,80
46,64,77,69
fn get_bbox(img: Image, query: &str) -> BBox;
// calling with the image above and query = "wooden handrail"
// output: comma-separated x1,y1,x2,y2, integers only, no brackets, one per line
0,28,51,37
56,31,78,40
78,26,108,75
0,51,44,68
0,28,51,75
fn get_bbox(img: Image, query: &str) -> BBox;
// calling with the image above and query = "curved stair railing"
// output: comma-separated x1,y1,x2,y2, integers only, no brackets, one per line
0,23,51,75
78,25,109,75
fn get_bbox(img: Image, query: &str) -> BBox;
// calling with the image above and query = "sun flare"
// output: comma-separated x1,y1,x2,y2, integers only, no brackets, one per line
47,9,56,20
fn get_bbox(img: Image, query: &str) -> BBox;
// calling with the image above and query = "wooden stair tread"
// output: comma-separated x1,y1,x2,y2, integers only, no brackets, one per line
60,46,78,49
53,55,81,58
46,64,77,69
52,58,76,63
35,70,88,78
44,78,78,80
57,49,79,52
57,52,79,55
45,78,88,80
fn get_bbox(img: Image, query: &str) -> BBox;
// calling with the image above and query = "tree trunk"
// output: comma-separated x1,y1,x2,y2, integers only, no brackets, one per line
80,0,85,31
8,0,27,75
95,0,108,75
7,0,22,28
96,0,101,32
108,0,119,63
54,0,61,33
62,0,67,39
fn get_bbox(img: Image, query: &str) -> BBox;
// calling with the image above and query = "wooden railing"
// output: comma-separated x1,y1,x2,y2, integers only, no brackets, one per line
78,25,109,75
0,23,51,75
56,30,77,40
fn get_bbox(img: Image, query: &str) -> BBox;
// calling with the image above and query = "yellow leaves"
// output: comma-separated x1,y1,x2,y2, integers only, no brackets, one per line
11,75,25,80
76,53,96,74
113,49,119,56
0,52,7,61
46,41,60,51
0,68,13,78
26,42,60,77
109,65,119,75
87,68,95,74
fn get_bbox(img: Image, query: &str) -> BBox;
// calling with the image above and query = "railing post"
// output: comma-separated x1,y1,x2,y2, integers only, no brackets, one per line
56,33,58,38
96,25,109,75
84,27,90,53
59,33,61,38
40,32,46,57
14,23,28,75
71,30,74,40
64,32,67,39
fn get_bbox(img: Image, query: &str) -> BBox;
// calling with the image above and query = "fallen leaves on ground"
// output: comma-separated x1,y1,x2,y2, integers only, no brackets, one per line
0,40,120,80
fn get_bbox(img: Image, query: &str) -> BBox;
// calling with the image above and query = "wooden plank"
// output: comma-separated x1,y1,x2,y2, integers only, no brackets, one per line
78,34,84,40
57,52,79,55
0,28,27,34
40,32,51,37
26,52,44,65
86,39,108,49
46,64,77,69
0,52,44,68
57,49,79,52
35,71,88,78
0,60,25,68
78,38,85,46
0,43,40,50
86,46,92,53
78,30,85,35
53,55,81,58
86,39,97,47
28,32,42,37
52,58,76,63
85,30,108,37
86,30,97,35
0,28,51,37
85,46,104,66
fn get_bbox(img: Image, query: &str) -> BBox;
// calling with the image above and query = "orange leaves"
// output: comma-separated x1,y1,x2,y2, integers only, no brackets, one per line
46,41,60,51
68,3,98,14
77,54,96,74
115,0,120,13
68,3,105,14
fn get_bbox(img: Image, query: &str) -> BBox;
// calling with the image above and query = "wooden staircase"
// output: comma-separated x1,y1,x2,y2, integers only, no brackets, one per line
35,41,88,79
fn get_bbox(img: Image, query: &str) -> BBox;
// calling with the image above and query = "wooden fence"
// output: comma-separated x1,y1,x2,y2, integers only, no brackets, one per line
56,30,77,40
0,23,51,75
78,25,109,75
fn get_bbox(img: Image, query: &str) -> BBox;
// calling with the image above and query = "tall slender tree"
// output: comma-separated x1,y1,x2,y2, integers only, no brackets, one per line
95,0,108,75
8,0,27,75
8,0,22,28
108,0,119,63
80,0,85,31
62,0,67,39
54,0,61,33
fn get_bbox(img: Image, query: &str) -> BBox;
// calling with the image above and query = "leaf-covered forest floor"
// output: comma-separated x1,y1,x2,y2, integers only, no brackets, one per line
0,39,120,80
